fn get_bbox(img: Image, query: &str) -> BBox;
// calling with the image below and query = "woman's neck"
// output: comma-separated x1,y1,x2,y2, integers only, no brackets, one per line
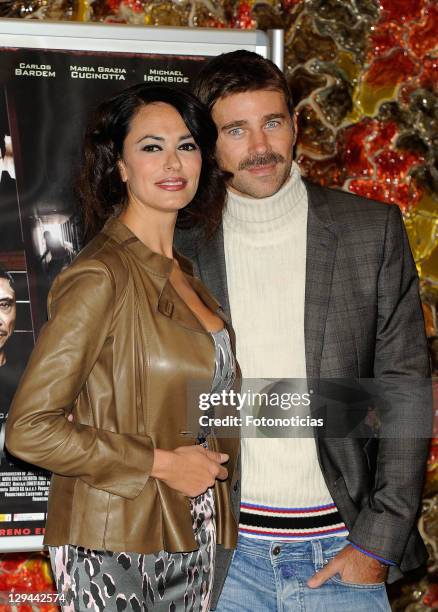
118,200,177,259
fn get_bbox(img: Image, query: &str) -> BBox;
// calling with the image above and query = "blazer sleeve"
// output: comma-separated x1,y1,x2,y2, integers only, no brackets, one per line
5,258,154,500
347,203,433,565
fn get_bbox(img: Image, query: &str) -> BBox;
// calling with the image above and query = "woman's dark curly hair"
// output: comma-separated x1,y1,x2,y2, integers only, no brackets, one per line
78,83,228,240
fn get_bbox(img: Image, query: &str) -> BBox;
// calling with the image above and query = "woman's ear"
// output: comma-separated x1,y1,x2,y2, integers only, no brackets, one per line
117,159,128,183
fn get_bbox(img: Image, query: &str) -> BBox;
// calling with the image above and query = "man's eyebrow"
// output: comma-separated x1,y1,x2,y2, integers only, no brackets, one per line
0,297,14,303
136,133,193,144
221,113,287,132
221,120,247,131
263,112,287,121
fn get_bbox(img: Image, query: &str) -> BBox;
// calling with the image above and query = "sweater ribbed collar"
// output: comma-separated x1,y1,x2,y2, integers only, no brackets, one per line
224,162,307,232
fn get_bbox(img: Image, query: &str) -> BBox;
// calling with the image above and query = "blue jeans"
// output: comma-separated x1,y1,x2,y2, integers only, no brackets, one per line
215,535,391,611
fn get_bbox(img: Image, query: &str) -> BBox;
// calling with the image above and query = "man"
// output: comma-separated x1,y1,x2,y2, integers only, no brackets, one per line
175,50,431,611
39,230,73,284
0,125,21,251
0,265,18,456
0,265,16,371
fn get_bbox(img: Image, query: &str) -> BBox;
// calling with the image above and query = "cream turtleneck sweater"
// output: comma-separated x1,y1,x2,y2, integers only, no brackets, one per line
223,164,346,540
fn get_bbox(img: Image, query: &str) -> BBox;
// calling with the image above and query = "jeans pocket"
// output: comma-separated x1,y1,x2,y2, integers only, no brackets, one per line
330,574,386,589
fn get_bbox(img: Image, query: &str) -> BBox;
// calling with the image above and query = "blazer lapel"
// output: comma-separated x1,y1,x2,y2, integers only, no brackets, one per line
196,225,231,319
304,180,338,379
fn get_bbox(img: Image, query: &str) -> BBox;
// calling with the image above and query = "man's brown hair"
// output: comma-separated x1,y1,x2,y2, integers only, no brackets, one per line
193,50,294,115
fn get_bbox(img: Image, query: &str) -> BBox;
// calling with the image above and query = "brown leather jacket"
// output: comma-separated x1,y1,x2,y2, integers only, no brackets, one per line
6,217,239,554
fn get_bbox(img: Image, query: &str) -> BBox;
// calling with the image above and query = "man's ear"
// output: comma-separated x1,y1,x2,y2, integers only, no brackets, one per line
292,112,298,147
117,159,128,183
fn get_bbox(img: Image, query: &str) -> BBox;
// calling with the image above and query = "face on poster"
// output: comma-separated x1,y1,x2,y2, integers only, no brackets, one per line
0,45,208,544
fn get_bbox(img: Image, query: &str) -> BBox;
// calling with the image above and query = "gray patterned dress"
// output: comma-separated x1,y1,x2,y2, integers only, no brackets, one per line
49,327,235,612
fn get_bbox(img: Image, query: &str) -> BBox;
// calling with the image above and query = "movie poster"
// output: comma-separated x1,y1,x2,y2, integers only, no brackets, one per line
0,45,208,549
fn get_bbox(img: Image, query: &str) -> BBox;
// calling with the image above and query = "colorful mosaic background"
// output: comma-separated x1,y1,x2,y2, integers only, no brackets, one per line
0,0,437,609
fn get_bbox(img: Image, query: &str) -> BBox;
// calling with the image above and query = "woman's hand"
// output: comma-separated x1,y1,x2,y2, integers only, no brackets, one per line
151,446,229,497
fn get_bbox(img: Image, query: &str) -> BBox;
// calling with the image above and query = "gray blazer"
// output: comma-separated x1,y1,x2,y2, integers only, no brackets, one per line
174,179,432,608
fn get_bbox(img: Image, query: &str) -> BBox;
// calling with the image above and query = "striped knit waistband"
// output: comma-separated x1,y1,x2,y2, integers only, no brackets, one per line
239,501,348,541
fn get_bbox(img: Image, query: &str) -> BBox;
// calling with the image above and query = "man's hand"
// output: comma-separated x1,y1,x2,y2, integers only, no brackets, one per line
307,544,388,588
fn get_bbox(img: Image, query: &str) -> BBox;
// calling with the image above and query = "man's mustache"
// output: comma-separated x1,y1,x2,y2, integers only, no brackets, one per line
238,152,285,171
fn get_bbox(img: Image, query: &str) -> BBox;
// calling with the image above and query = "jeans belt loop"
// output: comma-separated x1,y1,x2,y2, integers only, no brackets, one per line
311,539,324,571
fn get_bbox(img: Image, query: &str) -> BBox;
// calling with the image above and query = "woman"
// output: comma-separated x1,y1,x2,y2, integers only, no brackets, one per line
5,84,239,611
